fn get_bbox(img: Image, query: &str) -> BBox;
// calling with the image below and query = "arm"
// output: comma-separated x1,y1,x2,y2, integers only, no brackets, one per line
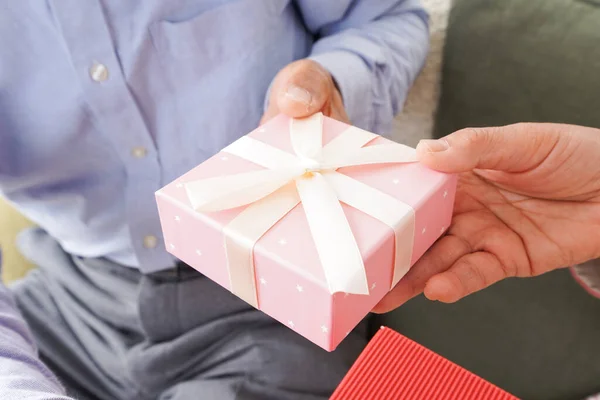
299,0,430,134
375,124,600,311
0,253,71,400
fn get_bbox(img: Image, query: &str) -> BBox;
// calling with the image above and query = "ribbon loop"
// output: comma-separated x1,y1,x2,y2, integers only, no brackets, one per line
224,136,300,169
186,167,301,212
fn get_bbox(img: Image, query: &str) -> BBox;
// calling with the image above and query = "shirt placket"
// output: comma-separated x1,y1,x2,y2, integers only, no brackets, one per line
49,0,173,272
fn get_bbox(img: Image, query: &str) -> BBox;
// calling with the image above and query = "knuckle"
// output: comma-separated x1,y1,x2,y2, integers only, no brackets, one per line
453,126,514,169
496,250,519,278
479,227,519,278
292,59,315,75
402,277,419,300
294,60,332,86
459,127,494,148
459,257,488,292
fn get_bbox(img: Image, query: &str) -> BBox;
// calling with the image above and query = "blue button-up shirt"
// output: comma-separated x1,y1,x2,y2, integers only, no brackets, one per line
0,0,428,275
0,0,428,397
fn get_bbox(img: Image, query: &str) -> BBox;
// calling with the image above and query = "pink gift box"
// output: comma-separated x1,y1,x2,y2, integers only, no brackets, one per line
155,114,456,351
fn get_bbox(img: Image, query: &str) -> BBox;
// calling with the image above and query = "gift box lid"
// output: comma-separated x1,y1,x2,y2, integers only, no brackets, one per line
331,327,518,400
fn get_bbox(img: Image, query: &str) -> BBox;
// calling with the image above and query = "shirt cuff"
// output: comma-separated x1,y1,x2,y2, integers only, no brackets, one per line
570,263,600,299
309,51,373,131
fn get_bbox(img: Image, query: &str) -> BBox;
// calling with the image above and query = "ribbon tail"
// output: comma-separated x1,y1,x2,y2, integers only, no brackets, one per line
223,184,301,308
324,172,415,288
185,168,299,212
296,173,369,295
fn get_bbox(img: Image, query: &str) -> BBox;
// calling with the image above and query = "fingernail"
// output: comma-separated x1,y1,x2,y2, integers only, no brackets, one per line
284,85,312,106
418,139,449,153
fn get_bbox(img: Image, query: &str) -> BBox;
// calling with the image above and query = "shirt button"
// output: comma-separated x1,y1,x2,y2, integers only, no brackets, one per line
131,146,148,158
90,62,109,82
143,235,158,249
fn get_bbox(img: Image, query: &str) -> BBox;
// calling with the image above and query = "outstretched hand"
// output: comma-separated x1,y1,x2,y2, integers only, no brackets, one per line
374,123,600,312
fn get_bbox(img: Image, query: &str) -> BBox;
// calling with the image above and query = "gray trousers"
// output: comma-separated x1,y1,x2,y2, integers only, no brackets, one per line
9,228,367,400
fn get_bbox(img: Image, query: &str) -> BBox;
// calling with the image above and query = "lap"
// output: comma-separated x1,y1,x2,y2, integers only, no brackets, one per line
158,322,368,400
10,228,368,400
9,228,143,400
134,266,369,400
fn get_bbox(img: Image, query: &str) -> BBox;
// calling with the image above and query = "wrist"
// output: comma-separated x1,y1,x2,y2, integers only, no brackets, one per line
309,51,372,130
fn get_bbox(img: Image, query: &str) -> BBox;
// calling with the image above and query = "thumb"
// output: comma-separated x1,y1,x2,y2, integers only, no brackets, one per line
265,60,333,121
415,123,561,173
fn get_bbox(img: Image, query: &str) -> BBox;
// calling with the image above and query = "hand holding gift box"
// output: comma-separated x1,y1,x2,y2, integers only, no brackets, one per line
156,113,456,351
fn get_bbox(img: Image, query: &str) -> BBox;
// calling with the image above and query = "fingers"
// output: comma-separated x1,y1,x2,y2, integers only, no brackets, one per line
372,235,471,313
262,59,335,123
277,60,332,117
424,251,508,303
415,123,561,174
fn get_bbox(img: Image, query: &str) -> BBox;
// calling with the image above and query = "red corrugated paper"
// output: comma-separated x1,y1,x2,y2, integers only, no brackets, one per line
331,327,518,400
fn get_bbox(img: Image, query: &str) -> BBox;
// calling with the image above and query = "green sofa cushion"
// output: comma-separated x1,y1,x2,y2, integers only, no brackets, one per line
435,0,600,135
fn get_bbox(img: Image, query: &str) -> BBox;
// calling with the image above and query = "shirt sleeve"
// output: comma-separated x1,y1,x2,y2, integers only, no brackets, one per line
0,253,72,400
571,261,600,300
298,0,430,135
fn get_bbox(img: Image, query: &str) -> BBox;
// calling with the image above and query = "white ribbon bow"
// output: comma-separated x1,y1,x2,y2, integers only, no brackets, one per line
185,113,418,308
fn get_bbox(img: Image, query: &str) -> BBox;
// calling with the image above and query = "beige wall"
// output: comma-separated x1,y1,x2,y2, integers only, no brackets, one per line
0,198,34,283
